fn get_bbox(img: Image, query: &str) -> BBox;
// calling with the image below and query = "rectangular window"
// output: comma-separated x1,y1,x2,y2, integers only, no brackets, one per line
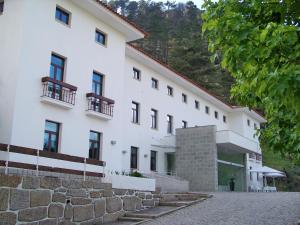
182,120,187,128
167,115,173,134
95,29,106,46
92,71,104,96
132,101,139,124
0,1,4,14
254,123,257,129
49,53,65,99
150,150,157,171
195,100,199,109
167,86,173,96
247,119,250,126
223,115,227,123
214,111,219,119
250,172,253,181
89,131,101,160
151,78,158,89
133,68,141,80
256,172,259,181
43,120,60,153
205,106,210,115
130,146,138,169
182,93,187,103
151,109,158,129
55,6,70,25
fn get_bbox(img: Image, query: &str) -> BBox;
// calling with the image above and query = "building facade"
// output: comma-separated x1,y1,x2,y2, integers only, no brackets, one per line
0,0,265,191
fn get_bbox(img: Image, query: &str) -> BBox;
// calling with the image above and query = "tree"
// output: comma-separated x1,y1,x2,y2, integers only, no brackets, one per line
202,0,300,162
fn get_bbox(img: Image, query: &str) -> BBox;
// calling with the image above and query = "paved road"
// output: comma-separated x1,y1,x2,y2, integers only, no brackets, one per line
144,192,300,225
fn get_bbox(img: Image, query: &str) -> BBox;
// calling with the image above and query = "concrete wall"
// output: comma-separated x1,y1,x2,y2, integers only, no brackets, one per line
0,173,160,225
175,126,218,192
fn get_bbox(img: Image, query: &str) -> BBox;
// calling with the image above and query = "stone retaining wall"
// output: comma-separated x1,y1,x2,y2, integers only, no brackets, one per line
0,174,160,225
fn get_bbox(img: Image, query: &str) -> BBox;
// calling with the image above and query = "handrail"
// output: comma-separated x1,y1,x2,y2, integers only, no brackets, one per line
41,77,77,91
0,143,105,166
216,129,259,146
86,93,115,104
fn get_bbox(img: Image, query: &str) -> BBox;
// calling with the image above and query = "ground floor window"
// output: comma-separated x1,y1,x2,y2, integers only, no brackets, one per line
43,120,60,153
150,150,157,171
89,131,101,160
130,146,138,169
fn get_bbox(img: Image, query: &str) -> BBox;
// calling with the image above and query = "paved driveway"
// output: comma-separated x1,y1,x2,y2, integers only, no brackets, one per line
144,192,300,225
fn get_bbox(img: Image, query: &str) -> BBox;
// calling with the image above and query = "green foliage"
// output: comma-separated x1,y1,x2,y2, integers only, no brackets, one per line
202,0,300,162
129,171,144,177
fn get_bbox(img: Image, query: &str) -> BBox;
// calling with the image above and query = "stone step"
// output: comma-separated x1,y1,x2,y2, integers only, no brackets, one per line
119,216,145,222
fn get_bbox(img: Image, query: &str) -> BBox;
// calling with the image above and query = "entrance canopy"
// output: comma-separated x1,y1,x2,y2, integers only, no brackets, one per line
250,166,285,176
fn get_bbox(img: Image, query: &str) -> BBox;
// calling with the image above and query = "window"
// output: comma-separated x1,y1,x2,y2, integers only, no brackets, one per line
167,86,173,96
133,68,141,80
55,6,70,25
167,115,173,134
205,106,210,115
95,29,106,46
92,71,104,96
132,101,139,124
182,120,187,128
254,123,257,129
247,119,250,126
256,172,259,181
249,166,253,181
151,78,158,89
130,146,138,169
49,53,65,99
195,100,199,109
182,93,187,103
214,111,219,119
89,131,101,160
43,120,60,153
223,115,227,123
150,151,157,171
151,109,158,129
0,1,4,14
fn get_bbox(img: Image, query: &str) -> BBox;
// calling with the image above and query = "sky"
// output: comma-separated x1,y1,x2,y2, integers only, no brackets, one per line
152,0,205,8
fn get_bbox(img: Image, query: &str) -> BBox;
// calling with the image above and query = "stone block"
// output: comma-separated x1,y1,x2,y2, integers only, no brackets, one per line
136,192,145,199
142,199,155,207
71,197,92,205
103,211,124,223
113,189,127,196
64,204,73,220
66,189,87,197
39,219,57,225
0,212,17,225
40,177,62,189
19,222,38,225
30,190,51,207
22,176,40,189
55,188,67,193
94,199,105,218
73,205,94,222
79,217,102,225
145,194,152,199
0,174,21,188
52,192,66,203
58,220,76,225
106,197,122,213
62,180,81,189
89,191,102,198
0,188,9,211
10,189,29,210
48,203,64,218
123,196,141,211
101,189,113,197
18,207,47,222
81,180,94,189
93,181,112,190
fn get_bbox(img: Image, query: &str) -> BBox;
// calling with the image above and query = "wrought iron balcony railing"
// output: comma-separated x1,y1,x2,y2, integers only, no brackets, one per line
86,93,114,117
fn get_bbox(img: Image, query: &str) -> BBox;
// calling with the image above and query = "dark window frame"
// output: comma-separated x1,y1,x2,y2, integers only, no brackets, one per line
133,68,141,80
55,5,71,26
182,93,187,103
195,100,199,109
0,1,4,14
151,109,158,129
247,119,251,126
167,86,173,96
214,111,219,119
49,53,66,100
132,101,140,124
182,120,187,128
205,106,210,115
89,130,101,160
130,146,138,169
95,29,107,46
43,120,60,153
223,115,227,123
150,150,157,171
151,78,159,89
92,71,104,96
167,114,173,134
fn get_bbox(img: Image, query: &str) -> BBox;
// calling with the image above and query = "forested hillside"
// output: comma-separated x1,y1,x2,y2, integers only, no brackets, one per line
106,0,234,103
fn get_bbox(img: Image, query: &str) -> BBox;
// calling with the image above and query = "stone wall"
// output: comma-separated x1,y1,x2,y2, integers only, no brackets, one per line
175,126,218,192
0,174,160,225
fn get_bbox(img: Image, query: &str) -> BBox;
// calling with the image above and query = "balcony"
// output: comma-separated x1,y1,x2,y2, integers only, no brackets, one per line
86,93,114,120
41,77,77,109
216,130,260,154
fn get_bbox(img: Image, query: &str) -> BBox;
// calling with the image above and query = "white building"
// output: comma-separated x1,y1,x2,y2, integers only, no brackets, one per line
0,0,266,192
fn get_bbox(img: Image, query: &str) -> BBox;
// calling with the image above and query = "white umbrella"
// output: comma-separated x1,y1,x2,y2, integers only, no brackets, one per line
250,166,284,175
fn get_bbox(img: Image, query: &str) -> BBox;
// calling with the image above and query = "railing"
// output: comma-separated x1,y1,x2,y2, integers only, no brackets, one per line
41,77,77,105
0,143,105,179
86,93,114,117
